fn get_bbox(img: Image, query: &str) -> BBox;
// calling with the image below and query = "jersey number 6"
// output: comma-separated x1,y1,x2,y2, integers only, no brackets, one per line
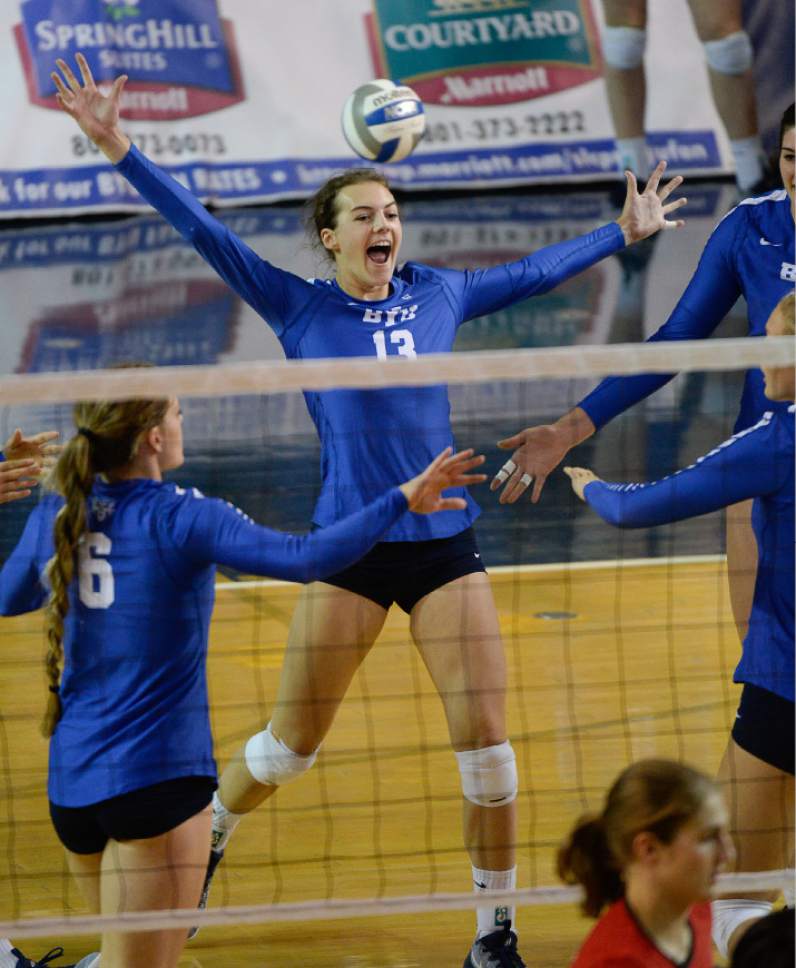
78,532,115,609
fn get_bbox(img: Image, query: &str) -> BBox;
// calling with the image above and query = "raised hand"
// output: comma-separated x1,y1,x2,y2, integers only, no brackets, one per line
0,460,41,505
51,53,130,163
3,428,60,472
491,407,595,505
400,447,487,514
616,160,687,244
563,466,600,501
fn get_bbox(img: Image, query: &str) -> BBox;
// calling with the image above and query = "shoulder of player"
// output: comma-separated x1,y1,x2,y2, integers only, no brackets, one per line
397,260,446,284
718,189,791,237
161,484,254,524
576,902,646,962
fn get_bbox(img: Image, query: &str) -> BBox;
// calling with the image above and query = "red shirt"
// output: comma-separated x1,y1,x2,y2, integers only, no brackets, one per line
570,899,713,968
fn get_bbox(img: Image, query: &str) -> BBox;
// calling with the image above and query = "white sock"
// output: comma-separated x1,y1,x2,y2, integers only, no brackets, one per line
75,955,101,968
473,866,516,940
211,790,243,852
730,135,766,191
0,939,16,968
616,136,649,179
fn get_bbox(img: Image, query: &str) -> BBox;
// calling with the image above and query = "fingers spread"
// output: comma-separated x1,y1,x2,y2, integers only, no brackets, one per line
657,174,683,202
496,435,521,450
51,72,72,102
0,489,31,504
662,197,687,215
110,74,129,101
76,51,95,88
56,58,82,93
645,159,666,193
33,430,61,444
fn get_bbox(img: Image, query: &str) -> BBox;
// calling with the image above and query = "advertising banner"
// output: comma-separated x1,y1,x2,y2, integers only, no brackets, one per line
0,0,758,217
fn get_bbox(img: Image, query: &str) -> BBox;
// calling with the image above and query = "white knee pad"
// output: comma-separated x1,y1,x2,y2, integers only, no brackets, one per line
602,26,646,70
783,879,795,907
244,722,317,787
704,31,753,75
456,741,518,808
711,899,773,958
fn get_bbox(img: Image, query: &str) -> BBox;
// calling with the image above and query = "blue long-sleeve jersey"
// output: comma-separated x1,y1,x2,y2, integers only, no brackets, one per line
579,191,795,432
0,478,407,806
584,406,795,701
116,145,624,540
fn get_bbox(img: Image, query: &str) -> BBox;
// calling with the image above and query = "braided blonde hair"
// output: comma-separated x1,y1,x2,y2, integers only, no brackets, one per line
42,395,169,737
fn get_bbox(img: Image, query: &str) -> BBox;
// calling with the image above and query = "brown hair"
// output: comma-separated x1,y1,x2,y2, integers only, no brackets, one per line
557,759,717,917
306,168,392,261
780,103,795,146
42,394,169,737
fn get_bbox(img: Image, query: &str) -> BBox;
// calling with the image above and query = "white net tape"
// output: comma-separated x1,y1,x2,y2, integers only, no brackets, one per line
0,336,792,404
2,871,793,939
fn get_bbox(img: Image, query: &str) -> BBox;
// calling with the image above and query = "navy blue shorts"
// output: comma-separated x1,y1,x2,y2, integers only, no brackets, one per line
731,683,795,775
50,776,216,855
320,526,486,613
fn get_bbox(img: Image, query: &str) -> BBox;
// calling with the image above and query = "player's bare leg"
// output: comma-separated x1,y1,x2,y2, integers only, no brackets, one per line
726,499,756,643
601,0,649,178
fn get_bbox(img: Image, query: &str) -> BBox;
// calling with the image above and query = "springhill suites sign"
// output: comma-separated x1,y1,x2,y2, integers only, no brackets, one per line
365,0,602,106
15,0,245,119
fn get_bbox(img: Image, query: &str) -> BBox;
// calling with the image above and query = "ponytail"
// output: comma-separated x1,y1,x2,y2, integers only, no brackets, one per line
42,433,94,736
557,813,623,917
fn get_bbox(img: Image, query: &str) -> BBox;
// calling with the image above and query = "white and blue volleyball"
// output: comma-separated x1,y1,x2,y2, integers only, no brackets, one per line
341,79,425,163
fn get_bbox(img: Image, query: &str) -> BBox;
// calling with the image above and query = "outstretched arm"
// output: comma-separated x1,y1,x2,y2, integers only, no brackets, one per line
491,198,743,504
185,449,486,582
51,55,297,332
450,160,686,322
564,411,790,528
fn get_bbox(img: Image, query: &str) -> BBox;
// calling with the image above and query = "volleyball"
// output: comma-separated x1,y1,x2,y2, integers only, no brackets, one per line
341,79,426,163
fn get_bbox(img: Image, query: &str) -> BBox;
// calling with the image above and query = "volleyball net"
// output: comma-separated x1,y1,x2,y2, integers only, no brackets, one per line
0,335,793,942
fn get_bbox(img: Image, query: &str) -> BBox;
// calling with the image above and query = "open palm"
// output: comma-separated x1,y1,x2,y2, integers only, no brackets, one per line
52,53,128,157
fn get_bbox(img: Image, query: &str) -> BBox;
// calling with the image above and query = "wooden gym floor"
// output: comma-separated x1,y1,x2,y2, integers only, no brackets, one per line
1,557,740,967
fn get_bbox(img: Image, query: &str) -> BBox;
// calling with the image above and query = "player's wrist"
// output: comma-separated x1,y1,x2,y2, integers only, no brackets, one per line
554,408,595,448
99,130,132,165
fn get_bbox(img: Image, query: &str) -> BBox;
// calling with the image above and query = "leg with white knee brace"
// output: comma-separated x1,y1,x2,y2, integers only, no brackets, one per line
601,23,649,177
688,0,765,190
212,722,318,851
702,30,765,190
456,741,520,940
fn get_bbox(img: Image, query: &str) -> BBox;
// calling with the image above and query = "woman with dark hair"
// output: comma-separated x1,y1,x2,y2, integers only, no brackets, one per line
51,52,685,965
0,390,485,968
558,758,733,968
565,293,795,960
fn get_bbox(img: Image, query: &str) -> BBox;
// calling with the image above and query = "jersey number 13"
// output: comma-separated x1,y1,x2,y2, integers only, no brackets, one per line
372,329,416,360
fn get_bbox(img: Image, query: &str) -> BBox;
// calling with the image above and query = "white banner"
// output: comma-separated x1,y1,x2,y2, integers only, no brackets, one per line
0,0,740,217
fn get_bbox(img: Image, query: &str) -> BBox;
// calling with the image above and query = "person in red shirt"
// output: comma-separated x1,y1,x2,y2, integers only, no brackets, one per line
558,759,735,967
